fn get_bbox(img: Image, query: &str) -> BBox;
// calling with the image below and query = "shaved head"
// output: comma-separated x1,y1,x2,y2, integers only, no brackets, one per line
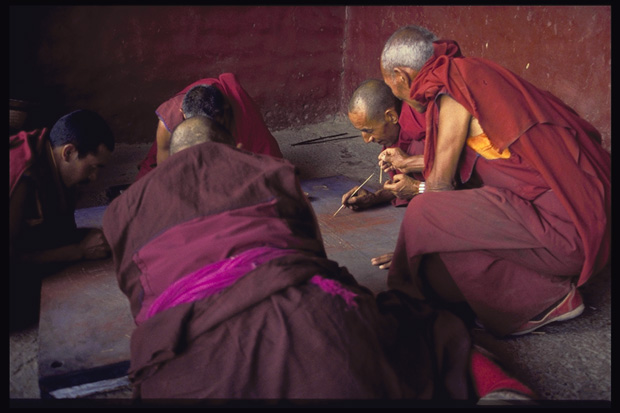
169,116,236,155
348,79,402,121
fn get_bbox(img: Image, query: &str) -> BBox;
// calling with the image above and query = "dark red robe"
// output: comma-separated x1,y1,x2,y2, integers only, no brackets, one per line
387,40,611,336
103,142,472,400
135,73,282,180
9,129,77,248
386,103,426,207
10,129,80,330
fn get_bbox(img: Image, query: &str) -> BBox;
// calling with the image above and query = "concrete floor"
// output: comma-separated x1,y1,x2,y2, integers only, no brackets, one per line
9,117,611,405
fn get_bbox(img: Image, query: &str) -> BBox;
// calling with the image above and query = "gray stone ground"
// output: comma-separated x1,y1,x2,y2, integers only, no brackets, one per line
9,117,611,405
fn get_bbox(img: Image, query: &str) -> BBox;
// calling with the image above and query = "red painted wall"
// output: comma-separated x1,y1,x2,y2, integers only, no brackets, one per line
10,6,610,151
343,5,611,151
10,5,346,144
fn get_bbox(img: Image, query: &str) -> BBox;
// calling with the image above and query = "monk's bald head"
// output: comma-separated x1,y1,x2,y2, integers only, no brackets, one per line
348,79,401,122
169,116,236,155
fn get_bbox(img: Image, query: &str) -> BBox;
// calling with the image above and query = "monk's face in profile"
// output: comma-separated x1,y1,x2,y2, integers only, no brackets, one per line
59,143,112,188
381,65,426,113
348,108,399,147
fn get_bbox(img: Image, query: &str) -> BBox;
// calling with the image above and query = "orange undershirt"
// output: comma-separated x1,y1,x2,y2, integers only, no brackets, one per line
467,132,511,160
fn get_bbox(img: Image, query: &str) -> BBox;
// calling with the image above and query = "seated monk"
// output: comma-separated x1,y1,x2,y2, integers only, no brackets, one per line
10,109,114,331
134,73,282,181
379,25,611,337
344,78,427,212
103,116,534,402
343,78,427,270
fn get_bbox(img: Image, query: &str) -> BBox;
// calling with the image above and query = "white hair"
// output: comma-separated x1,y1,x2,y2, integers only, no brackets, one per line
381,25,438,74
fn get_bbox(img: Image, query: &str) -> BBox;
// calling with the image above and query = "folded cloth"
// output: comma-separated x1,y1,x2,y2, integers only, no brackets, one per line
143,246,298,323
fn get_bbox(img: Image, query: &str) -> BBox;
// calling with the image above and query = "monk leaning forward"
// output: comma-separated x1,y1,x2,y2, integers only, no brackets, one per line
380,25,611,337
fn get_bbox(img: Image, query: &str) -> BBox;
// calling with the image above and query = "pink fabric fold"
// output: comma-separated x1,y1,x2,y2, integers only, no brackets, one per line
141,246,297,323
310,275,358,309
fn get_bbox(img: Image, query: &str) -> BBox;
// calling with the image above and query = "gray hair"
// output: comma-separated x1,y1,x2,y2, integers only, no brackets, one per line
381,25,438,74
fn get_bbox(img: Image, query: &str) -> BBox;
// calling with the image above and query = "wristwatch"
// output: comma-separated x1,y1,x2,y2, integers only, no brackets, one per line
418,181,425,194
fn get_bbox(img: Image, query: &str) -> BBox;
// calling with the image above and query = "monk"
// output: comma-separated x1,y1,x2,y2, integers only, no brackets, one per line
9,109,115,330
135,73,282,180
379,25,611,337
343,79,426,211
342,79,426,270
103,116,535,402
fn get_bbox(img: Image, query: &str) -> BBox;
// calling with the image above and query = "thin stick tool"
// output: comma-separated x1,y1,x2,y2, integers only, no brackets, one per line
333,172,375,217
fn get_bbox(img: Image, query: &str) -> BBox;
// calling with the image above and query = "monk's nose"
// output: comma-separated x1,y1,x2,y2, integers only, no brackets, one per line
362,132,373,144
89,170,99,182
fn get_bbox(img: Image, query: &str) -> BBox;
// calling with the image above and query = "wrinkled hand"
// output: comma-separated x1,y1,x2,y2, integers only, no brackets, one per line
80,229,111,260
379,147,408,173
383,174,419,200
341,187,377,211
371,252,393,270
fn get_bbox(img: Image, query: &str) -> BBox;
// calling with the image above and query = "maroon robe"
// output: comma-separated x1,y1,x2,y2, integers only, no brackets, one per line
386,103,426,207
387,40,611,336
10,129,48,196
9,129,77,249
10,129,80,330
103,142,472,400
135,73,282,180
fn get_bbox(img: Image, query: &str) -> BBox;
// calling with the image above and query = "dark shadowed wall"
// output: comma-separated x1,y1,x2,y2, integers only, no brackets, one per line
10,5,346,144
10,5,610,151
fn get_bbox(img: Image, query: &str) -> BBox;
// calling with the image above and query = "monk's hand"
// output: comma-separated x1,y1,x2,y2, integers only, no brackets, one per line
80,229,111,260
371,252,393,270
378,151,395,173
379,147,408,173
383,174,419,200
342,187,376,211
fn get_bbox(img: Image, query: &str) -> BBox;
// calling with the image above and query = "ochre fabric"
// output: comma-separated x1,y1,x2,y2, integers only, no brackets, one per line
466,133,511,160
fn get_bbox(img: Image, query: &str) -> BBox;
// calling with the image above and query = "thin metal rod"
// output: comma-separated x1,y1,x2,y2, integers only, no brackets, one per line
332,203,347,218
333,172,375,217
291,135,357,146
291,132,348,146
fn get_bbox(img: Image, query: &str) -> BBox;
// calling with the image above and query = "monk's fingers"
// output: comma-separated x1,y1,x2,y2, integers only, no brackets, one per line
371,252,394,269
341,187,358,204
378,261,391,270
391,173,406,183
347,190,368,206
379,159,393,172
383,179,397,192
347,194,360,206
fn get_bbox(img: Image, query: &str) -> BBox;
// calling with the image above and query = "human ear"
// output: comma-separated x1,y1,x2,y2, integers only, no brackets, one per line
384,108,399,124
393,67,413,89
61,144,77,162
